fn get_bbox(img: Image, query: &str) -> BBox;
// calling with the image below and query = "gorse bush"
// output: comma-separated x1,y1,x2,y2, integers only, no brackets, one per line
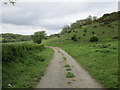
90,35,98,42
2,43,45,62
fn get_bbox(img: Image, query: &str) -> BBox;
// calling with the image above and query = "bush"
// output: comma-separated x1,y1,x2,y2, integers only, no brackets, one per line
83,34,86,36
90,35,98,42
67,31,71,33
92,31,95,34
84,29,87,32
71,35,77,41
93,26,97,28
2,43,45,62
112,36,118,39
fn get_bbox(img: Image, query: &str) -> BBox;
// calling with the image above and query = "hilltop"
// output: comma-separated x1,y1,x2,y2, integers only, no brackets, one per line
45,11,119,44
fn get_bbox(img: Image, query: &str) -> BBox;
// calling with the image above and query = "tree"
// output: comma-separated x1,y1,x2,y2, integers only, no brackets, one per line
32,31,46,44
61,25,70,35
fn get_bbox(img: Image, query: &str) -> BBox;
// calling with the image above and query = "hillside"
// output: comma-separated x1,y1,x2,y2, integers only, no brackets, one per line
1,33,32,43
43,11,119,88
45,11,119,43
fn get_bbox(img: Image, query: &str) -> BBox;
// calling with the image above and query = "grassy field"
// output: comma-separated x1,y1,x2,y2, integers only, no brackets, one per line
43,40,118,88
42,12,119,88
2,43,54,88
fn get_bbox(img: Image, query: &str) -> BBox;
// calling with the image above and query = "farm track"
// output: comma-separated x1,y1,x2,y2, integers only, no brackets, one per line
36,47,102,88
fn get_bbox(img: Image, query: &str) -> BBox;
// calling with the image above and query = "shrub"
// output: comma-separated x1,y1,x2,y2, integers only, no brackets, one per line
93,26,97,28
2,43,45,62
113,36,118,39
68,31,71,33
92,31,95,34
57,35,60,38
90,35,98,42
71,35,77,41
84,29,87,32
83,34,86,36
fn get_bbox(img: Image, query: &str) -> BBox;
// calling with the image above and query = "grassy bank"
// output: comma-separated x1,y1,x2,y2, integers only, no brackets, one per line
2,43,54,88
43,40,118,88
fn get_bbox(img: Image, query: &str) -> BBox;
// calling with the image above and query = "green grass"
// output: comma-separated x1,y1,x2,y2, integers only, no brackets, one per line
43,21,118,44
2,43,54,88
65,42,118,88
66,72,75,78
66,68,72,71
44,40,118,88
64,64,70,68
63,56,67,61
42,15,118,88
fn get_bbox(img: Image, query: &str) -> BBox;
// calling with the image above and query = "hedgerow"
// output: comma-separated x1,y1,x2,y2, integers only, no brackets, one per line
2,43,45,62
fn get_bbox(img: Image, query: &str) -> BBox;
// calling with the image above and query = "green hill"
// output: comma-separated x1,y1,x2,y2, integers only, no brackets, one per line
43,11,119,88
45,11,119,43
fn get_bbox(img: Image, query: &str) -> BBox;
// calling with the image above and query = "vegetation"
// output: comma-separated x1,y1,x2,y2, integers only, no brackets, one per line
44,40,118,88
32,31,46,44
66,72,75,78
90,35,98,42
66,68,72,71
2,42,54,88
2,42,44,62
43,11,119,88
1,33,32,43
71,35,77,41
63,56,67,61
2,9,119,88
64,64,70,68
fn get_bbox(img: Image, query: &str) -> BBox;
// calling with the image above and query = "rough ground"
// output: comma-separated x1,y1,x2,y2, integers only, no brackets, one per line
36,47,102,88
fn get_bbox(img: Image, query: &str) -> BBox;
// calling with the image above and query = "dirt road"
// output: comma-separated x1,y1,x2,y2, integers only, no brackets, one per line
36,47,102,88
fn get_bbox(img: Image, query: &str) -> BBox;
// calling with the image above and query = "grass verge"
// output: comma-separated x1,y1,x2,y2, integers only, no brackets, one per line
2,46,54,88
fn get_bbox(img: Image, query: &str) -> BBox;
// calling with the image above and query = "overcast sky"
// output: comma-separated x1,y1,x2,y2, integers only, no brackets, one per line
1,1,118,35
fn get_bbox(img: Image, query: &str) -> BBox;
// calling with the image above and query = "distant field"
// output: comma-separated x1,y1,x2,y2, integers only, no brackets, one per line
44,40,118,88
2,43,54,88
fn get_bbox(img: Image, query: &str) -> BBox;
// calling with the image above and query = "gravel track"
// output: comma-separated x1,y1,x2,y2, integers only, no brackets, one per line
36,47,102,88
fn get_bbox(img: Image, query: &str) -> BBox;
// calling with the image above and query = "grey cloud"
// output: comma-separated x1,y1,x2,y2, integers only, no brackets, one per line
2,2,88,26
2,2,118,35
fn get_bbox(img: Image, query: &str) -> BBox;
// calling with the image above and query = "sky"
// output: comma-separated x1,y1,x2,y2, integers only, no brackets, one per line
1,0,118,35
